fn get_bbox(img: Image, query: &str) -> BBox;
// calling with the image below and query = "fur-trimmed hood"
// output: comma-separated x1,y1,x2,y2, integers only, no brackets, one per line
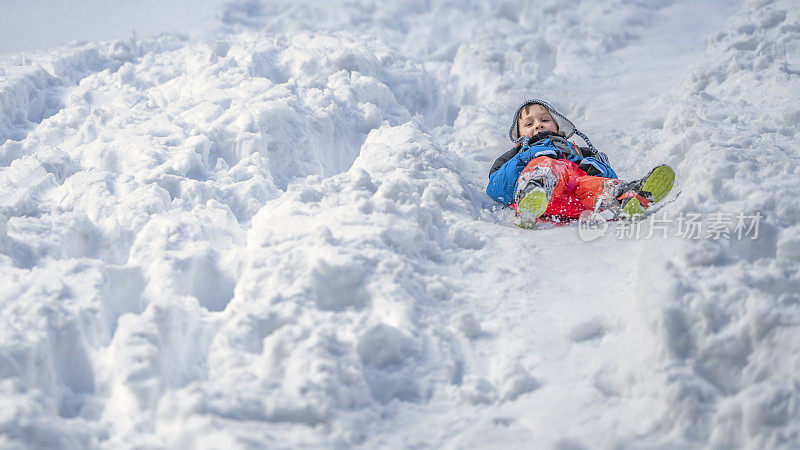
508,99,576,142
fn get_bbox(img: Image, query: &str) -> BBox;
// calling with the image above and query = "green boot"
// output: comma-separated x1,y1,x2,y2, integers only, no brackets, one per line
515,187,549,229
617,165,675,219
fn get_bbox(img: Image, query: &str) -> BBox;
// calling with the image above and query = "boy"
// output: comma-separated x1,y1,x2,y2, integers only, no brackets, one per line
486,99,674,228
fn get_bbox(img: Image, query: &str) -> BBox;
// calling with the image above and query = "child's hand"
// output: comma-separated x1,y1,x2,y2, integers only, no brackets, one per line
527,147,561,160
564,153,583,164
578,157,609,177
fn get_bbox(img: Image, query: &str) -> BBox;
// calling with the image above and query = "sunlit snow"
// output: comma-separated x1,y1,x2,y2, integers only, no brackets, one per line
1,0,799,448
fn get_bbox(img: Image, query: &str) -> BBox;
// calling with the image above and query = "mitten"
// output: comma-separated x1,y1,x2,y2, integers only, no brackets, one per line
529,147,561,160
564,152,583,164
579,157,612,177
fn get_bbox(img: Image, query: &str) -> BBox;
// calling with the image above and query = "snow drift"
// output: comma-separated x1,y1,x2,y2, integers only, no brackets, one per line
1,0,799,448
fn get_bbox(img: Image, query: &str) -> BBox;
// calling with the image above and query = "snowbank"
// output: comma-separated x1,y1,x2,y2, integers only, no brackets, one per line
2,0,799,448
630,0,800,446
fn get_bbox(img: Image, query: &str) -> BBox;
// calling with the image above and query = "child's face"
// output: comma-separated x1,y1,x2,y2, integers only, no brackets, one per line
517,104,559,138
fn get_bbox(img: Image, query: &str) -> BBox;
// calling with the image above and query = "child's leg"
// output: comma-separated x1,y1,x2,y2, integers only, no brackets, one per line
516,157,586,219
545,194,585,218
516,156,560,201
575,176,623,211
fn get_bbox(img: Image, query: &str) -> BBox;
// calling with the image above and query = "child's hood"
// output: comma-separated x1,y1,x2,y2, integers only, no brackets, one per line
509,99,576,142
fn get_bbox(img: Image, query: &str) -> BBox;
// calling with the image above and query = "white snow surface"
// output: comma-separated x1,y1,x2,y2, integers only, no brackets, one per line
2,0,800,448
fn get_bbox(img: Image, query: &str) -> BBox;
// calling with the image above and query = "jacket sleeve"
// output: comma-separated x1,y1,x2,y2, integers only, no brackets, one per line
486,145,531,204
577,146,618,179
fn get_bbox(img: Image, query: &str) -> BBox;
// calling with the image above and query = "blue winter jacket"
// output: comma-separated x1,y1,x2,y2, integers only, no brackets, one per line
486,134,617,205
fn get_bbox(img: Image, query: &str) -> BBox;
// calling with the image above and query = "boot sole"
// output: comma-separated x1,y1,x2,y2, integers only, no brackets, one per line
516,188,549,229
620,165,675,219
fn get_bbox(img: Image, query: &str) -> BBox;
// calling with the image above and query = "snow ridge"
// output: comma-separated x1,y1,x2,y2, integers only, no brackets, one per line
631,0,800,446
2,0,799,448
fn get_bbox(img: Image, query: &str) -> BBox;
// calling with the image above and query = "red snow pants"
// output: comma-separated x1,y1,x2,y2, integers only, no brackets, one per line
513,156,615,219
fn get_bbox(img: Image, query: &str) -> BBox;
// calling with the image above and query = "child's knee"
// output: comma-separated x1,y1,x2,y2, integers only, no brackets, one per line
529,156,560,167
576,176,621,209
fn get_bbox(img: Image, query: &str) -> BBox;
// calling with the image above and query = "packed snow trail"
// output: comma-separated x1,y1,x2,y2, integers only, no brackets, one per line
2,0,800,448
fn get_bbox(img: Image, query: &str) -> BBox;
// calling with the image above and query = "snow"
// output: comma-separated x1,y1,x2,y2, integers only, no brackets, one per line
1,0,799,448
0,0,230,57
